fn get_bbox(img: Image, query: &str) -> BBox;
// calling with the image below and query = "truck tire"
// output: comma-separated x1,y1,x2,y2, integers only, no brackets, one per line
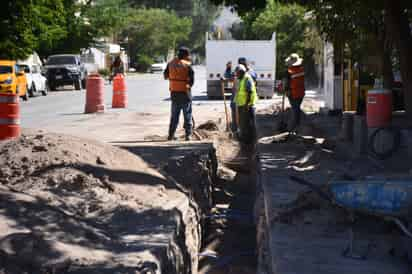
29,83,35,97
41,82,48,96
81,78,86,89
49,82,56,91
74,79,81,91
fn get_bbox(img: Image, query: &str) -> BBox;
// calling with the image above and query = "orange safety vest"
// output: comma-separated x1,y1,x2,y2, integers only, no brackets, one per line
168,58,190,92
288,65,305,99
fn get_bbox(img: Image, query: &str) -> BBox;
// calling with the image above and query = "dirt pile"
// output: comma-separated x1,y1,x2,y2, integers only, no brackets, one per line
0,129,203,274
197,120,219,131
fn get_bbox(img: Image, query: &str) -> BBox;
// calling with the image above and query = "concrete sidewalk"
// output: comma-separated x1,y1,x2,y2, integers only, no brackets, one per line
255,109,410,274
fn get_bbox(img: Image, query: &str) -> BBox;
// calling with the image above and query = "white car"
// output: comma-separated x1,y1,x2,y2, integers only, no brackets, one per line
150,62,167,73
19,64,48,97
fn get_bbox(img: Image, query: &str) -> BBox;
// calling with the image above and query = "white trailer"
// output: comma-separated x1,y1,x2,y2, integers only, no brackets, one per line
205,32,276,99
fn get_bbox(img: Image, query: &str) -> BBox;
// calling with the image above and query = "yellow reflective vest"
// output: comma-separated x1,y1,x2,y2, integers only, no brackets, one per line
235,73,258,107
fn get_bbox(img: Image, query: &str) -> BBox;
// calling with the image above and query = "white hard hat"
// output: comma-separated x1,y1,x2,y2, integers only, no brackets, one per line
235,64,247,73
285,53,303,66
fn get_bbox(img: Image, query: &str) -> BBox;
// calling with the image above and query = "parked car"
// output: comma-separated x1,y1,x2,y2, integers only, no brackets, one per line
44,55,87,91
18,64,48,97
150,58,167,73
0,60,29,101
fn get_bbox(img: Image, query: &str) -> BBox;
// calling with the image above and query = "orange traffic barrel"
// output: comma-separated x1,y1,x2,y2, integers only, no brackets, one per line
0,94,20,140
367,88,392,127
112,74,127,108
85,73,105,113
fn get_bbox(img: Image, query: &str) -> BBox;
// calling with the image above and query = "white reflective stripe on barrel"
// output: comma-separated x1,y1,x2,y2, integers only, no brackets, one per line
0,118,20,125
291,72,305,79
368,89,391,95
0,96,18,104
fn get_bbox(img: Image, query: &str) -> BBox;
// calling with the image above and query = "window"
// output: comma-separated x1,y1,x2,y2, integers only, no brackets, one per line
0,66,12,74
46,56,77,65
32,65,39,74
19,64,30,73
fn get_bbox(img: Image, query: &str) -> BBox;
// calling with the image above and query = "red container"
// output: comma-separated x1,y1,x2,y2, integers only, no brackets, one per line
367,88,392,127
85,73,105,113
0,94,20,140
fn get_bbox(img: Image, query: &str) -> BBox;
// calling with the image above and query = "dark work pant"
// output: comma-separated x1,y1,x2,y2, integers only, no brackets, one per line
238,105,257,144
230,99,237,132
288,97,303,130
169,99,192,137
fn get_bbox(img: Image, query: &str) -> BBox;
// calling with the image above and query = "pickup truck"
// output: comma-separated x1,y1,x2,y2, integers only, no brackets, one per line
44,55,87,91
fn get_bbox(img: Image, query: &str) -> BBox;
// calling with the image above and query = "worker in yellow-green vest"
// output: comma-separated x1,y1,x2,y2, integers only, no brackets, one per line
234,64,258,145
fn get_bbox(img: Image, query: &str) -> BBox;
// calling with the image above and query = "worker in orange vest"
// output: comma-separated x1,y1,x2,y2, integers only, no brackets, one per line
164,47,194,141
285,53,305,132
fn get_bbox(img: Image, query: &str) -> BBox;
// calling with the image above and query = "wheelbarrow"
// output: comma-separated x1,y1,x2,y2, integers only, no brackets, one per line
290,176,412,260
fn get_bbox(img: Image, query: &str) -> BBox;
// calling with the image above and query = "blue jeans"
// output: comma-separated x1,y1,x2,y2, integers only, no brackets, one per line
169,100,193,137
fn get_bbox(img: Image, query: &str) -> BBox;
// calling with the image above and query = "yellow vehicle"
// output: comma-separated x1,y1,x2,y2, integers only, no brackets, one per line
0,60,28,101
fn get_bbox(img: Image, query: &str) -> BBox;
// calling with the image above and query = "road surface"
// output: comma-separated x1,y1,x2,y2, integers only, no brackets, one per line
20,66,280,142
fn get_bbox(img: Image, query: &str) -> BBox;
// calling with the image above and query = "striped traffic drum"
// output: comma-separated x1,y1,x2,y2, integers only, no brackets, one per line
0,94,20,140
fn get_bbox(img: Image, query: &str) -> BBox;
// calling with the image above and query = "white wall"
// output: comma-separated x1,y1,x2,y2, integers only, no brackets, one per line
323,42,343,110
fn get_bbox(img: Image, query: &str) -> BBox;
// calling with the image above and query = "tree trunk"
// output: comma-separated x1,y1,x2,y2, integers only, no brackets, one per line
385,0,412,118
382,44,394,90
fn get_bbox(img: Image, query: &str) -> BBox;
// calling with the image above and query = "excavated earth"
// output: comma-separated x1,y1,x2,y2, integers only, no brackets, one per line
0,129,217,274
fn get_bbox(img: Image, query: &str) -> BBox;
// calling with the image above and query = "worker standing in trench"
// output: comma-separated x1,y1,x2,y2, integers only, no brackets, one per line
164,47,195,141
234,64,258,146
285,53,305,133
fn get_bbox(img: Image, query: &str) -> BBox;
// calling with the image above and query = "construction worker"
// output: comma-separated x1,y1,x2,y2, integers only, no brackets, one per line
234,64,258,145
238,57,257,84
164,47,194,141
222,61,237,132
224,61,234,79
110,56,124,84
285,53,305,132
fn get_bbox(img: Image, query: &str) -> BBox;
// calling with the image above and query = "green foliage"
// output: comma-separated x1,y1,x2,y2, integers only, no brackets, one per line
209,0,266,15
85,0,130,38
0,0,66,60
98,68,110,78
252,1,308,76
230,1,309,78
1,0,215,62
136,55,154,72
123,9,192,69
129,0,219,55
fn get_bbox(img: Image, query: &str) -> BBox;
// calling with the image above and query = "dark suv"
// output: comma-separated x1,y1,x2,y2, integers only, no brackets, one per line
44,55,87,91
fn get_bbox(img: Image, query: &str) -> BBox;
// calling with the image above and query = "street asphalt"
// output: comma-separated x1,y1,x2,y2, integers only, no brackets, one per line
20,66,280,131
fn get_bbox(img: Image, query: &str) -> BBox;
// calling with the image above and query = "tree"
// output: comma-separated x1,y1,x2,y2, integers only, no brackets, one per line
129,0,219,56
123,9,192,71
251,1,308,77
0,0,66,60
216,0,412,117
38,0,131,57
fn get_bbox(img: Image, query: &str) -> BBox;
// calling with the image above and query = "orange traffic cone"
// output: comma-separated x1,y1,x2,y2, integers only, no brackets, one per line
0,94,20,140
85,73,105,113
112,74,127,108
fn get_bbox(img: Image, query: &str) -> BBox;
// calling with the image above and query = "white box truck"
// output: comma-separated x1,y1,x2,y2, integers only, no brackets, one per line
206,32,276,99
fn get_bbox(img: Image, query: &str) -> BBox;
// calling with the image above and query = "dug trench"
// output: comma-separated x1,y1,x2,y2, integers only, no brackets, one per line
0,120,257,273
125,121,259,274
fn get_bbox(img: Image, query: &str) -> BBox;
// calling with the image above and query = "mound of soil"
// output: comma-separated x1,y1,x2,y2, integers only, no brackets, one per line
197,120,219,131
0,129,201,274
